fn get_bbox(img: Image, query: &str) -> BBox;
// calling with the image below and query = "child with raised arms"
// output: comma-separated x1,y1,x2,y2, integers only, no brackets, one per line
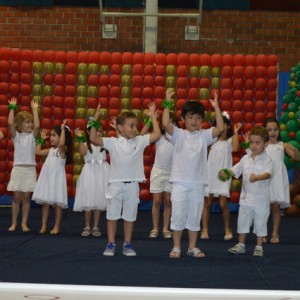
201,113,241,241
32,121,72,235
219,126,273,257
73,115,110,237
90,103,161,257
162,89,224,258
7,97,40,232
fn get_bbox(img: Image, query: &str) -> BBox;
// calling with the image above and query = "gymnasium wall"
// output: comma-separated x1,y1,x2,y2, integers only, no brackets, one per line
0,6,300,71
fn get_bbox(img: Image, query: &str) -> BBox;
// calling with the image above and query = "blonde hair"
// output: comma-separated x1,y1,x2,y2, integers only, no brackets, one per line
14,111,33,132
249,126,269,142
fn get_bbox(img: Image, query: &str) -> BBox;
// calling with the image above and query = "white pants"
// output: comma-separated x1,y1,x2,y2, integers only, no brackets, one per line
170,182,204,231
237,204,270,237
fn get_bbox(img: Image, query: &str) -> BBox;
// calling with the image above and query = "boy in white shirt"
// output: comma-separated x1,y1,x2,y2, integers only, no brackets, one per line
162,89,224,258
90,103,161,256
219,126,273,257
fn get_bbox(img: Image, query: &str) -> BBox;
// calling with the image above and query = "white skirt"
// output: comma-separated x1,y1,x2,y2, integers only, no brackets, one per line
7,165,36,192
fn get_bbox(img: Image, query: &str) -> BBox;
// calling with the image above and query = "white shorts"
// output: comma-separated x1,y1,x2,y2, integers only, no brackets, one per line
150,166,172,193
170,182,204,231
237,205,270,237
105,182,140,222
7,165,36,192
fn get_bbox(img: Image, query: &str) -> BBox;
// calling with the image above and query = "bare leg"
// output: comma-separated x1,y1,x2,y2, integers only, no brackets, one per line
172,230,183,249
270,203,281,243
21,192,31,232
188,230,205,257
256,236,263,247
84,210,92,228
200,195,212,238
124,220,134,243
151,193,162,232
162,192,171,233
93,210,101,229
107,219,118,244
9,191,22,231
51,205,62,234
238,233,247,244
40,203,50,233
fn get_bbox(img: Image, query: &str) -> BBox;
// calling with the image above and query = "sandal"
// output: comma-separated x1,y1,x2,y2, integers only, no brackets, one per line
149,229,158,238
186,247,205,258
270,235,280,244
22,225,30,232
224,229,233,241
39,227,47,234
50,227,60,235
262,237,268,243
81,227,91,237
169,247,181,258
200,229,209,240
162,230,172,239
92,227,102,237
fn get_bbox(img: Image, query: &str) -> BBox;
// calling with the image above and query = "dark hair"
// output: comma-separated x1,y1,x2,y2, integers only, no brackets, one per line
181,100,205,119
116,111,137,125
86,127,105,153
264,117,279,128
213,115,233,138
52,125,72,165
249,126,269,142
161,111,178,134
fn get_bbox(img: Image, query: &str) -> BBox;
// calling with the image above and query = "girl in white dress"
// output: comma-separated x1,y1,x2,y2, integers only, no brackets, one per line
73,117,110,237
32,121,72,235
201,112,241,241
7,97,40,232
265,117,300,243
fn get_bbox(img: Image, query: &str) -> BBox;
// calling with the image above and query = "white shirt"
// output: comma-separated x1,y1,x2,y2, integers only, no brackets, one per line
103,134,150,183
13,132,36,166
231,151,273,206
153,135,174,171
167,126,215,184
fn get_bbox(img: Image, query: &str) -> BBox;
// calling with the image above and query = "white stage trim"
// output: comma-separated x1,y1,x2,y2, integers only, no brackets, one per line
0,283,300,300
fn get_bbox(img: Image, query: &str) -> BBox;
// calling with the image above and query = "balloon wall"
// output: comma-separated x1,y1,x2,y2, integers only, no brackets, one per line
0,48,278,204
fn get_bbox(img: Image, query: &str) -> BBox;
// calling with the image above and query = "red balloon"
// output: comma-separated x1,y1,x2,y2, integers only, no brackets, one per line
177,53,189,65
55,51,66,63
122,52,133,64
155,53,167,65
222,54,234,66
100,51,112,64
189,54,200,66
211,54,222,67
166,53,177,65
244,100,254,112
132,64,143,75
144,52,155,65
132,52,144,64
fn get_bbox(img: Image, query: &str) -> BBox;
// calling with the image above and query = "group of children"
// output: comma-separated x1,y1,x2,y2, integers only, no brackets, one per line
1,89,299,258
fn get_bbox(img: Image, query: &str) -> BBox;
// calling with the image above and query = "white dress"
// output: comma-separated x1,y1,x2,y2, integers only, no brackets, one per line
205,138,232,197
32,147,68,209
266,142,290,208
73,144,110,211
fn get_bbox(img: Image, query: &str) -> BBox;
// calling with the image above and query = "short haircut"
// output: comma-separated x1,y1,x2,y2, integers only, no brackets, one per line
14,111,33,132
181,100,205,119
249,126,269,142
116,111,137,126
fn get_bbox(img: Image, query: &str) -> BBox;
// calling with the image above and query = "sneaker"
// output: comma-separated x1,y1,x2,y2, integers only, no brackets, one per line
253,246,264,257
123,242,137,256
103,243,116,256
228,243,246,254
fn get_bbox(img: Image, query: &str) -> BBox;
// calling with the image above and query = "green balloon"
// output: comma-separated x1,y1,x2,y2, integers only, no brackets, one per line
88,63,99,74
121,75,131,87
189,66,199,77
280,112,289,123
77,75,87,85
296,131,300,143
43,85,53,96
288,102,298,112
288,140,300,151
33,74,43,84
211,77,220,89
280,130,291,142
211,67,221,77
284,155,295,170
87,86,97,98
122,64,132,75
32,84,43,96
288,88,297,97
283,94,293,104
77,85,87,97
76,96,86,108
199,66,211,78
287,120,298,132
166,65,176,76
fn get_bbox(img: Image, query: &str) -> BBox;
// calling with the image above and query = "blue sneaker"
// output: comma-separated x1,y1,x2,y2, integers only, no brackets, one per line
123,242,137,256
103,243,116,256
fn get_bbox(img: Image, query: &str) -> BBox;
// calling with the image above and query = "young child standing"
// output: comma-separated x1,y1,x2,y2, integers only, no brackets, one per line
32,121,72,234
149,112,178,239
162,89,224,258
73,117,110,237
219,126,273,257
90,103,161,256
264,117,300,243
201,113,241,241
7,97,40,232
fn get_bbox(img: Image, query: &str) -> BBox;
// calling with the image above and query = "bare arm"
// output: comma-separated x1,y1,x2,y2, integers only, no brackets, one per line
147,102,161,143
8,97,17,138
75,128,88,156
89,104,104,146
31,100,40,137
284,143,300,161
249,172,271,182
35,129,50,156
232,122,242,153
210,91,225,138
162,89,175,136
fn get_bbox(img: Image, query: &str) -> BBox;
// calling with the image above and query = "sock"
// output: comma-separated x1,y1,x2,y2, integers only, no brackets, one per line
238,243,245,248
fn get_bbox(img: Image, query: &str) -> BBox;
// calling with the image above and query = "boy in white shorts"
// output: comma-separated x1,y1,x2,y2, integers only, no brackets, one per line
219,126,273,257
90,103,161,256
162,89,224,258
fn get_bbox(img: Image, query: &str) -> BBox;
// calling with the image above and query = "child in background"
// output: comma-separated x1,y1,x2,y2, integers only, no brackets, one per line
201,113,241,241
220,126,273,257
90,103,161,257
73,116,110,237
149,111,178,239
7,97,40,232
32,121,72,235
264,117,300,243
162,89,224,258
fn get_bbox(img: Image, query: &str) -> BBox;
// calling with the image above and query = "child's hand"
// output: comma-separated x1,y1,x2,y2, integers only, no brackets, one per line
146,102,157,118
284,143,297,153
243,131,249,143
8,97,17,105
31,99,39,110
94,104,101,120
249,174,257,182
234,122,242,134
40,129,48,140
210,91,219,109
61,119,67,129
75,128,83,137
110,116,117,130
165,88,175,101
